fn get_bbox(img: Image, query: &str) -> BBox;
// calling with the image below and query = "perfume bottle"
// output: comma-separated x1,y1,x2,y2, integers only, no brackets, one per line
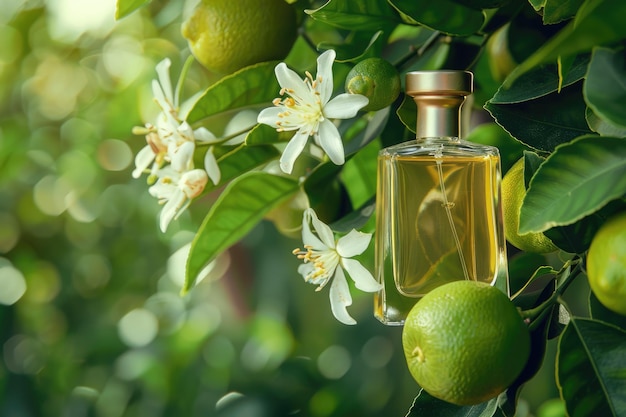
374,70,508,325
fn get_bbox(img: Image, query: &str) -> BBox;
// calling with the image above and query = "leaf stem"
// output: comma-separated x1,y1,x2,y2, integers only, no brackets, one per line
521,256,584,324
394,31,442,70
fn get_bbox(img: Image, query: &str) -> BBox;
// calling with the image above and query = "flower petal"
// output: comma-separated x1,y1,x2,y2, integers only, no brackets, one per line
159,188,185,232
329,267,356,325
317,120,344,166
155,58,174,107
275,62,310,102
194,127,218,143
341,258,381,292
204,146,221,185
257,106,283,128
279,130,309,174
301,208,327,250
132,145,155,178
316,50,336,105
336,229,372,257
324,94,369,119
171,141,195,172
306,208,336,249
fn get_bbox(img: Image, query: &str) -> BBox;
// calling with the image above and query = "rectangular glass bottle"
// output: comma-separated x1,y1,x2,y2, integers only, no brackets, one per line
374,71,508,325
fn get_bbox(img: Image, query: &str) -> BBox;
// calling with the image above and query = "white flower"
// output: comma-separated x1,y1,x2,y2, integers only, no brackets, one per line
148,166,208,232
257,50,369,174
292,208,381,325
133,59,221,180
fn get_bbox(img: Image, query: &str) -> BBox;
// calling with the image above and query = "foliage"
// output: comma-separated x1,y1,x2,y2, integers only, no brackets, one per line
2,0,625,415
119,0,626,414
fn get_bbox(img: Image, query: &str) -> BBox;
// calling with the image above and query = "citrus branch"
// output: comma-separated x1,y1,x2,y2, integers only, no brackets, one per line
521,256,584,327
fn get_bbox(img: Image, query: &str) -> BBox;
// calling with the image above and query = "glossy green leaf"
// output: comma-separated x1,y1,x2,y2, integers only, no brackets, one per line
205,144,280,192
542,0,584,24
519,135,626,234
406,389,501,417
115,0,151,19
490,55,589,104
586,108,626,138
504,0,626,86
584,47,626,129
485,83,592,152
330,197,375,234
521,150,544,189
187,62,280,124
556,317,626,417
184,172,299,292
507,251,550,296
589,292,626,331
244,123,284,146
388,0,485,36
511,266,557,299
305,0,400,31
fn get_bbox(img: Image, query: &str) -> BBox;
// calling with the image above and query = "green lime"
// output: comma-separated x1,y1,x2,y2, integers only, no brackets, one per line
345,57,400,111
181,0,298,74
587,211,626,316
502,158,559,253
402,280,530,405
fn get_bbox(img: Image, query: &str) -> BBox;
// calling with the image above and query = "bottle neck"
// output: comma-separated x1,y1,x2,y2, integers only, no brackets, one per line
414,94,466,139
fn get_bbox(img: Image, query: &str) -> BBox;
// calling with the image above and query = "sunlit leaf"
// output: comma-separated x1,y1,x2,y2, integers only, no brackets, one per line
388,0,485,36
584,47,626,129
504,0,626,86
115,0,151,19
305,0,400,31
519,135,626,234
485,83,592,152
405,389,501,417
556,317,626,417
184,172,299,292
490,55,589,104
187,62,280,124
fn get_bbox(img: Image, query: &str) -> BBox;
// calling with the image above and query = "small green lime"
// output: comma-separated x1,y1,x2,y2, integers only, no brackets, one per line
345,58,400,111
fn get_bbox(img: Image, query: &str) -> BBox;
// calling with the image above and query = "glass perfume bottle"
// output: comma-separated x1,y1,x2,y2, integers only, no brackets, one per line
374,70,508,325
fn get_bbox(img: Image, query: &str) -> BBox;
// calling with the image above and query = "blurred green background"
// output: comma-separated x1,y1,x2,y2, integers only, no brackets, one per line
0,1,565,416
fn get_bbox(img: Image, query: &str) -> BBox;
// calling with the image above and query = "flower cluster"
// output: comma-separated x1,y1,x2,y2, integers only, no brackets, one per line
132,59,221,232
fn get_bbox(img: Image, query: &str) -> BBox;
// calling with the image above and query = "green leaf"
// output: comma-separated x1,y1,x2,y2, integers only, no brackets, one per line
589,292,626,331
305,0,400,31
187,62,280,124
519,135,626,234
329,197,375,234
584,47,626,129
521,150,544,189
490,55,589,104
205,144,280,192
388,0,485,36
244,123,284,146
504,0,626,86
184,172,299,292
511,266,557,299
406,389,501,417
507,251,551,296
465,123,526,173
556,317,626,417
542,0,585,24
586,108,626,138
484,83,592,152
115,0,151,19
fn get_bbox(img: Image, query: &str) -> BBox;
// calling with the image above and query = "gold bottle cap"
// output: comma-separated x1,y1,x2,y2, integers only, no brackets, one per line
405,70,473,97
406,71,473,138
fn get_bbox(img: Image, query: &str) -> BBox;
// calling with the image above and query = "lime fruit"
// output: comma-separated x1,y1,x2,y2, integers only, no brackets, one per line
502,158,559,253
345,57,401,111
402,280,531,406
587,212,626,316
181,0,298,74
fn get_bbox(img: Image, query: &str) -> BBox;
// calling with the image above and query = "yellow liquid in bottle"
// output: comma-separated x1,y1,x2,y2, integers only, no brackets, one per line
374,151,507,325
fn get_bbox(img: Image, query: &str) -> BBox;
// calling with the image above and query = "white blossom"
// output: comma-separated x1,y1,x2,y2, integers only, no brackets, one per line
148,166,208,232
293,208,381,325
258,50,369,174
